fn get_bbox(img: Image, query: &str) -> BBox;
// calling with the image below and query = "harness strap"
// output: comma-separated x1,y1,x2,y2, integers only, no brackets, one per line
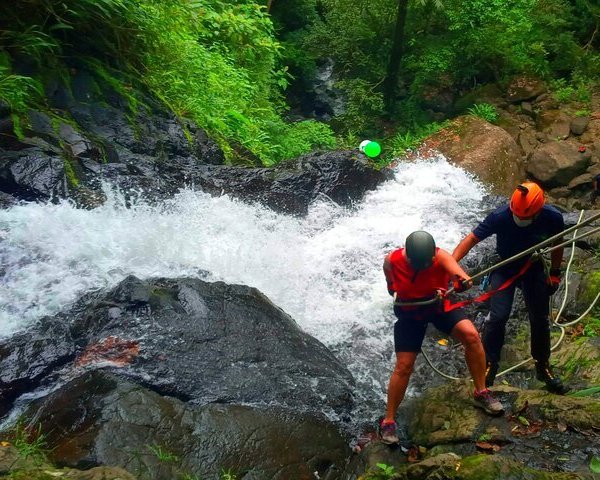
443,260,534,312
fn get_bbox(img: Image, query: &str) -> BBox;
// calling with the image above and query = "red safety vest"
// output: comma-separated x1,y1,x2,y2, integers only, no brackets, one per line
388,247,450,302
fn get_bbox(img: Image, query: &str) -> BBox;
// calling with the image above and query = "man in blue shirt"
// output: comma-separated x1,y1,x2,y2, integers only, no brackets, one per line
452,182,569,394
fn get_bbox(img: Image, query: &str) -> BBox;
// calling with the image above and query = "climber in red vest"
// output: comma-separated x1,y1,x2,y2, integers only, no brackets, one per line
380,231,504,445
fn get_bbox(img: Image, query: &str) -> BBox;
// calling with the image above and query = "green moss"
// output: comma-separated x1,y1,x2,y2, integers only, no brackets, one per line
580,271,600,305
63,158,80,188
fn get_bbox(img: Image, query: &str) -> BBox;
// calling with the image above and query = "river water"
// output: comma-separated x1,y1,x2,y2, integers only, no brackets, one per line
0,154,492,421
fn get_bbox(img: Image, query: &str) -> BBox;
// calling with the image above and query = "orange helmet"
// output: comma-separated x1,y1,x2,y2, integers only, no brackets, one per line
510,182,545,218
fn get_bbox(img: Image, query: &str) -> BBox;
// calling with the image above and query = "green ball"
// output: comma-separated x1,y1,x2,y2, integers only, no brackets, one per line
363,141,381,158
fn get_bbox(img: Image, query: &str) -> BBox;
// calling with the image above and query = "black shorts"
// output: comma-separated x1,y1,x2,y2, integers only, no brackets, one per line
393,305,467,353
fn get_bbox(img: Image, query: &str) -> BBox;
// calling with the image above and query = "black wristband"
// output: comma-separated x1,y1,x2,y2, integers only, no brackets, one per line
549,268,561,276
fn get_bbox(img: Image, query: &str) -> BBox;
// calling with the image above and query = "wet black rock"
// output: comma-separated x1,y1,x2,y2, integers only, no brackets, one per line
0,320,75,418
0,275,354,419
192,150,392,215
26,371,351,480
64,275,354,415
0,67,389,215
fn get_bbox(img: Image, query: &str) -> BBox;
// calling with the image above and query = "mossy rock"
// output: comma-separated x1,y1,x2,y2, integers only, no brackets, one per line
453,454,587,480
0,445,136,479
552,337,600,387
577,269,600,306
1,467,136,479
513,389,600,430
358,453,589,480
408,380,488,446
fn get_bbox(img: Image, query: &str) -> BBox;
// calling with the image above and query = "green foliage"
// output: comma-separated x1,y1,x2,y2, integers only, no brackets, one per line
389,121,448,158
287,0,595,134
220,469,238,480
574,109,592,117
147,444,179,463
582,315,600,337
467,103,498,123
333,78,385,136
363,462,396,480
550,78,592,104
267,120,337,163
568,386,600,398
591,455,600,474
12,422,48,465
0,58,43,114
0,0,334,165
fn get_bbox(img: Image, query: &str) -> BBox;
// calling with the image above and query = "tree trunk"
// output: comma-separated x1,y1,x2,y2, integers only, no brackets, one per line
383,0,409,114
267,0,274,12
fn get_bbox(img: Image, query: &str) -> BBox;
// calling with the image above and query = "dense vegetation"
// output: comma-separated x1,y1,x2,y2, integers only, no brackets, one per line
1,0,598,165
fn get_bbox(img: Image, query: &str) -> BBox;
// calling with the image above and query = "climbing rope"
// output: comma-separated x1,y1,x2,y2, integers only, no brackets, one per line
416,209,600,382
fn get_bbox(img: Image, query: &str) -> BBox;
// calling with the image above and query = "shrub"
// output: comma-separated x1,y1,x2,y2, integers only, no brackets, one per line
467,103,498,123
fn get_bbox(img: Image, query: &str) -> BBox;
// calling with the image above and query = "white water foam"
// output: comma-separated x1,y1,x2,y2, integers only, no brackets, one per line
0,155,488,404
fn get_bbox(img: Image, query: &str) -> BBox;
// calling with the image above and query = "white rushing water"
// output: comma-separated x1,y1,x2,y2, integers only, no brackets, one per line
0,155,489,405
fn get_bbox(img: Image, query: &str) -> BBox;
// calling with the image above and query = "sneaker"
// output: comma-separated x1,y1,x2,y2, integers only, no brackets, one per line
379,419,400,445
535,362,570,395
485,362,499,388
473,388,505,416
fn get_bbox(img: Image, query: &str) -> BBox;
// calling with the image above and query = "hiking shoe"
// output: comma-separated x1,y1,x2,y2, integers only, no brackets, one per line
485,362,499,388
535,362,570,395
379,419,400,445
473,389,505,416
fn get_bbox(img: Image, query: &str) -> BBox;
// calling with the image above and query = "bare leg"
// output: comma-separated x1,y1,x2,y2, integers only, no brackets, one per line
385,351,418,421
451,319,486,392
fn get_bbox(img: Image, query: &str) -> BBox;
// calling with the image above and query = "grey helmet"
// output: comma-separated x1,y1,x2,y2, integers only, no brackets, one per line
405,231,436,270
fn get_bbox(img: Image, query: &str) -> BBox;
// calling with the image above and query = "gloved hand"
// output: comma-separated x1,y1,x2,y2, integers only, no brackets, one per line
453,275,473,293
547,268,561,295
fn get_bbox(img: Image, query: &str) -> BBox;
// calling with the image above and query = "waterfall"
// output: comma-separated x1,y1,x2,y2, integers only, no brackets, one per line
0,154,489,417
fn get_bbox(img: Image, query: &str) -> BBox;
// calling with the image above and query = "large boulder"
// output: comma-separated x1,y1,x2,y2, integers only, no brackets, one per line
0,147,68,201
0,320,75,418
506,77,547,103
25,371,351,480
422,116,523,195
0,275,354,418
191,150,392,215
536,110,572,140
527,142,592,188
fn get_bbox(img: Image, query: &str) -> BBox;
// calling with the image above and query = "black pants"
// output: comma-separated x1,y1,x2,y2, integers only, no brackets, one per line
483,261,550,364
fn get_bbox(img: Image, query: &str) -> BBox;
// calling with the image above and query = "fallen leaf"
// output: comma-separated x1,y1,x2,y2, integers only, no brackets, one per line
0,441,9,447
476,441,501,452
441,420,450,430
511,420,543,437
557,422,567,433
437,339,448,346
518,416,530,426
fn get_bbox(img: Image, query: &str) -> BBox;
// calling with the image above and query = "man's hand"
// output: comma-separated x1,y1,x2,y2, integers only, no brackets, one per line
453,275,473,293
547,268,561,295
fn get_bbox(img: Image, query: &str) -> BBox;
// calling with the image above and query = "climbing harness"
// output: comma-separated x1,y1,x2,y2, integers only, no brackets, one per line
396,210,600,381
